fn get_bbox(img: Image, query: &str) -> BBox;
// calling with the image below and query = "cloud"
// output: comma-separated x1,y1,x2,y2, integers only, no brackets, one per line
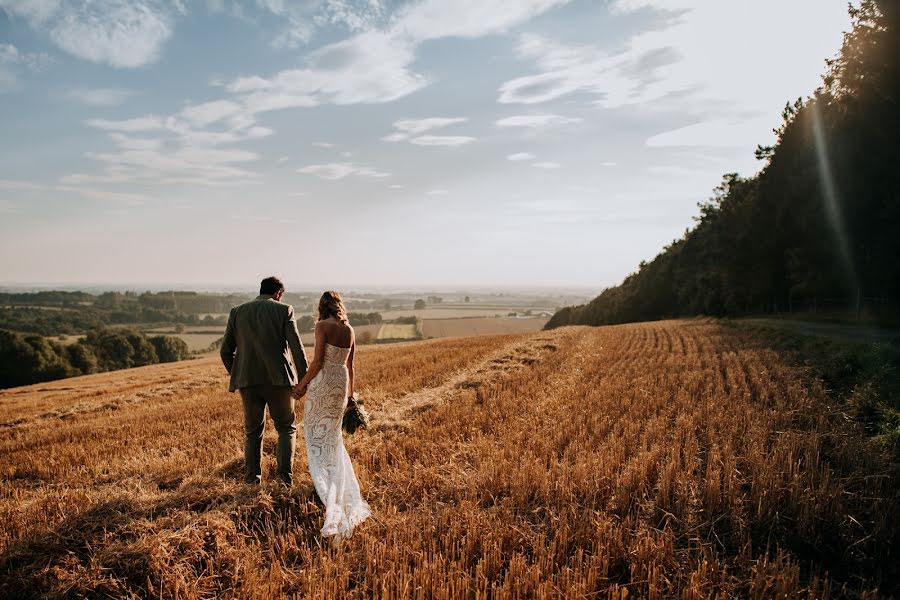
55,0,570,196
0,42,51,92
179,100,243,126
313,0,385,33
256,0,386,49
68,88,135,106
390,0,568,43
224,0,570,113
297,162,389,180
394,117,467,135
86,116,166,132
646,117,773,148
228,31,426,111
383,116,472,145
77,109,268,186
532,161,561,169
426,189,449,196
1,0,174,68
495,114,582,128
499,1,848,148
409,135,476,147
498,33,636,105
107,133,163,150
507,152,535,161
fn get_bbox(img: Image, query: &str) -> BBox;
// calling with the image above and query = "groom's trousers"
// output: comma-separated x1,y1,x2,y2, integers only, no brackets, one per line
239,384,296,486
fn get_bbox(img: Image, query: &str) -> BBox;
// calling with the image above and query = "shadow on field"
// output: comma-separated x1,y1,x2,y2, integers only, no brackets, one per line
0,473,326,599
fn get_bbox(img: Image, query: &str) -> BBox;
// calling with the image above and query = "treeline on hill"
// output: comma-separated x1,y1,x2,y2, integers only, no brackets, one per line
0,328,191,389
0,291,248,336
548,1,899,329
0,291,384,336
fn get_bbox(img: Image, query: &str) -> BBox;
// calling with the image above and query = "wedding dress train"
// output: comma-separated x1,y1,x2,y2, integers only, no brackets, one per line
304,342,371,538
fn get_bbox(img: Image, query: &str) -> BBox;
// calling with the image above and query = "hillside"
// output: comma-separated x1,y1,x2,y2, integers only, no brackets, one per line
1,324,896,598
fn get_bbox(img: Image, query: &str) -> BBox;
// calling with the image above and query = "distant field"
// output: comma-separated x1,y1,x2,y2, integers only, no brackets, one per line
300,324,381,346
44,334,84,346
379,307,548,319
171,333,222,352
422,316,547,338
377,323,419,340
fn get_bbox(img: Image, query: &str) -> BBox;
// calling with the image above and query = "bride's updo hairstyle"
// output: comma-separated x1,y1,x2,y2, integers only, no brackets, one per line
318,290,348,323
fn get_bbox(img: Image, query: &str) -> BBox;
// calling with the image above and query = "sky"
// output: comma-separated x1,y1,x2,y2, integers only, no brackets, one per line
0,0,851,290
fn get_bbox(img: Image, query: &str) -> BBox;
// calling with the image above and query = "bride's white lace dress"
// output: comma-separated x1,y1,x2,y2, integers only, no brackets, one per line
304,342,371,538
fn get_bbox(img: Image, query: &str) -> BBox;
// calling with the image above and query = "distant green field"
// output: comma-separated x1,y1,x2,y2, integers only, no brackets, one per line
377,323,420,340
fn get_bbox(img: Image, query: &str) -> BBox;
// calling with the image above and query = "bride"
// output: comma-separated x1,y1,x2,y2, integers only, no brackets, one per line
294,291,371,540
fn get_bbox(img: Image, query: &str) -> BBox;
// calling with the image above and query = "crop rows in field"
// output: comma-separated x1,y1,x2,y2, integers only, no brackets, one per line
0,320,896,598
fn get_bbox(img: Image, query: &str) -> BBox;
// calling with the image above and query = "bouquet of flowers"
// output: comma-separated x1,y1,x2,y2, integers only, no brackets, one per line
342,394,370,434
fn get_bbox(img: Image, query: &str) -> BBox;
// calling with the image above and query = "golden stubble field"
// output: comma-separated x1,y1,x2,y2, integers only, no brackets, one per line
0,320,897,598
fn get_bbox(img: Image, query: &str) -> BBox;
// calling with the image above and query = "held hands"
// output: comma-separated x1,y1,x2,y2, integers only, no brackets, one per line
292,384,307,399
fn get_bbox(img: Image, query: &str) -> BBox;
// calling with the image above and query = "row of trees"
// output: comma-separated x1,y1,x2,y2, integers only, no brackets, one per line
0,306,221,336
548,0,899,329
0,328,191,389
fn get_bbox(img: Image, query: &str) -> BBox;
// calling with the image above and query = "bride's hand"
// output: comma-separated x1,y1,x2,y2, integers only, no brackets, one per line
292,384,307,399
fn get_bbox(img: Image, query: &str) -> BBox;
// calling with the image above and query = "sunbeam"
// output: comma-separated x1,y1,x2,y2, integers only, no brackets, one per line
809,101,858,290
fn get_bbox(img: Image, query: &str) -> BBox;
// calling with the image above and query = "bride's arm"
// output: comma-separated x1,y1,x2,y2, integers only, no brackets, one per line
294,322,325,397
347,330,356,397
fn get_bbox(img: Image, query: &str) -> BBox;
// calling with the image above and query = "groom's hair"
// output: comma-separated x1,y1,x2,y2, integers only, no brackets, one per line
260,276,285,296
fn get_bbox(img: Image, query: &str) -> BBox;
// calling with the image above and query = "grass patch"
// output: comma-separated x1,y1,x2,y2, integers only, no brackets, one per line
730,320,900,454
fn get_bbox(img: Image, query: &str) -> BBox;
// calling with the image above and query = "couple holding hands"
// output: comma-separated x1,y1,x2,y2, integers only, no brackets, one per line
220,277,370,541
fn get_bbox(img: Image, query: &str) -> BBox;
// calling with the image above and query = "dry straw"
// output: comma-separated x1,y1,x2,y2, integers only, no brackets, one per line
0,322,896,598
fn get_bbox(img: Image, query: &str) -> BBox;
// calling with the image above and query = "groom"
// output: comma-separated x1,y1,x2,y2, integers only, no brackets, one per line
220,276,309,487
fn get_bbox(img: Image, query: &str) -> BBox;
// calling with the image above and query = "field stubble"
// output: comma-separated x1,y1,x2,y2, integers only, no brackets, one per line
0,320,896,598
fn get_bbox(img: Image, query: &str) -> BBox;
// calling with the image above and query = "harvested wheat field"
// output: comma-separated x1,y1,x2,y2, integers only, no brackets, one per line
421,316,548,338
0,320,897,598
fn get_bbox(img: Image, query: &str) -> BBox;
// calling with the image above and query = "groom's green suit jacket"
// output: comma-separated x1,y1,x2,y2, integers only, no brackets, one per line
220,295,309,392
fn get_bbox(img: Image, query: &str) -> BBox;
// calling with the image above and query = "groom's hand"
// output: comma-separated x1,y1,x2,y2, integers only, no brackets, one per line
292,384,307,399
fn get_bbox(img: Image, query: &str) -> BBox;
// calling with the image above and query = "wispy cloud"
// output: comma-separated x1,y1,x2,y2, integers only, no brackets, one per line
68,88,135,106
390,0,569,43
382,117,474,146
499,1,847,147
179,100,243,127
86,116,166,132
1,0,174,68
297,162,389,180
0,42,51,92
77,111,266,186
227,31,426,111
495,114,582,128
646,118,772,148
410,135,475,147
225,0,570,113
427,189,449,196
507,152,535,161
532,161,561,169
256,0,386,49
